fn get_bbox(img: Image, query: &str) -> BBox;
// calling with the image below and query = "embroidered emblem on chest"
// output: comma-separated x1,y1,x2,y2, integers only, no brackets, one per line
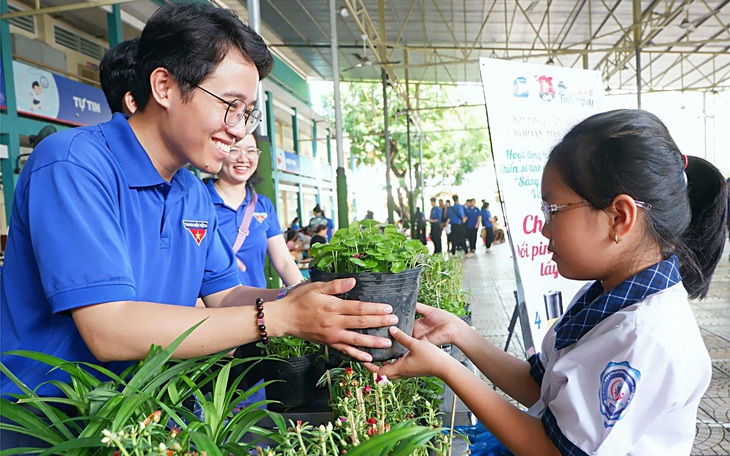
183,220,208,245
599,361,641,427
253,212,267,223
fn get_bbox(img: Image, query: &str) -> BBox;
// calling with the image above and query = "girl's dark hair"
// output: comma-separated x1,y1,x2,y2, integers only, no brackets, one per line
132,2,273,110
547,109,727,299
285,229,299,242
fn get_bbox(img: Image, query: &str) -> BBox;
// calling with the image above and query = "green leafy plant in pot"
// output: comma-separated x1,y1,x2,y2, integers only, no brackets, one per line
309,219,428,362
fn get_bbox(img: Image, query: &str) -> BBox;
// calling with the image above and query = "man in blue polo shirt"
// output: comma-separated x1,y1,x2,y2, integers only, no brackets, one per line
447,194,470,256
0,4,395,449
464,198,480,254
428,197,443,253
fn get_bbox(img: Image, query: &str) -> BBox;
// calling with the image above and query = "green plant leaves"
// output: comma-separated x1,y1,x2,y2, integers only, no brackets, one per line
345,421,442,456
310,220,428,274
1,319,453,455
417,254,470,317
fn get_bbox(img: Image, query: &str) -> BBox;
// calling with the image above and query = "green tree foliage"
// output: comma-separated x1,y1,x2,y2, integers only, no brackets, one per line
324,82,491,220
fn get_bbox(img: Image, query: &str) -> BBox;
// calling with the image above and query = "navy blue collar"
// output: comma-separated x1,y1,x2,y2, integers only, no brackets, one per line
554,255,681,350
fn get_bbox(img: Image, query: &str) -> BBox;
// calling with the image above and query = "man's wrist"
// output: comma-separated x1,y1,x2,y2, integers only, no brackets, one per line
277,283,298,300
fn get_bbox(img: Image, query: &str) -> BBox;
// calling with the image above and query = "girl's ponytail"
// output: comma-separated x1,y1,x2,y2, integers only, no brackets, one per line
679,156,728,299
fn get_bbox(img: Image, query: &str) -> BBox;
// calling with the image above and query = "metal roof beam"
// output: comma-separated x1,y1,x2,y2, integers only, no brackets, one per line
1,0,137,19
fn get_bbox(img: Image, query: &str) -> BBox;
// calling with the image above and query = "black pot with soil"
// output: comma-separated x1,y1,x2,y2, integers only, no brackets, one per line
262,351,331,412
309,266,423,362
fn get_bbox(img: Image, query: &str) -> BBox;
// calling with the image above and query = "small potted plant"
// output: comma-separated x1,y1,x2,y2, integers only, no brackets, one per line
258,336,332,412
309,219,428,361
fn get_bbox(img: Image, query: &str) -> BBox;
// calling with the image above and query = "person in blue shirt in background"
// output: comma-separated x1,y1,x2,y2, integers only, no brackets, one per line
323,208,336,241
291,217,300,231
308,205,326,230
0,3,396,450
481,201,496,250
428,197,443,253
206,133,303,289
206,133,304,409
464,198,480,254
447,194,470,256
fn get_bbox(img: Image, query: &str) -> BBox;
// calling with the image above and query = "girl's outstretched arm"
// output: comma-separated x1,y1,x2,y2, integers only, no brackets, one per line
411,303,541,407
367,326,559,456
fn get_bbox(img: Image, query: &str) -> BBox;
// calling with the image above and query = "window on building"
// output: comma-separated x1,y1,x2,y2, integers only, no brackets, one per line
7,4,35,34
54,25,106,60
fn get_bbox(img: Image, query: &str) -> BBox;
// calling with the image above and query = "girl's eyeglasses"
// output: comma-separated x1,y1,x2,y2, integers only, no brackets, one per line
541,200,651,224
227,148,262,161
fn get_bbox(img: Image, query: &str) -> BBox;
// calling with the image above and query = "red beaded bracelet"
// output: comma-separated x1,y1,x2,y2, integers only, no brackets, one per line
255,298,269,345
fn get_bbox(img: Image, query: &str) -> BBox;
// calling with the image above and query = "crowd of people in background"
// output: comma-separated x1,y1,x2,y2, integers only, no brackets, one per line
284,204,335,267
425,195,506,256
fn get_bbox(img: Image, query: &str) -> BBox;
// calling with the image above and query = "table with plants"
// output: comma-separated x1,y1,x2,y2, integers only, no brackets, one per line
0,220,474,455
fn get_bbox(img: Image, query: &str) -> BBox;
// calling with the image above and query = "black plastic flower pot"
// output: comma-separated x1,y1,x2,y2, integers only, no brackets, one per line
309,266,423,362
262,352,329,412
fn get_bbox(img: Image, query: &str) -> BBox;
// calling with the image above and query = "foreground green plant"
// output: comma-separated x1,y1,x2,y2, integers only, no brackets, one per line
320,363,450,455
310,219,428,274
0,322,274,456
257,336,321,359
1,324,452,455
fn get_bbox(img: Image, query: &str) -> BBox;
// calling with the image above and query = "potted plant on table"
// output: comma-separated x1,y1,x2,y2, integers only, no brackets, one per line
257,336,333,413
308,219,428,362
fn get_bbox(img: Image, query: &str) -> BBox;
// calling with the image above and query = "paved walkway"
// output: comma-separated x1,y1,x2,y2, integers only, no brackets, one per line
458,236,730,455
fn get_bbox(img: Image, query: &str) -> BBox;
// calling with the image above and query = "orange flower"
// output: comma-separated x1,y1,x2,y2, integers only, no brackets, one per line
143,410,161,426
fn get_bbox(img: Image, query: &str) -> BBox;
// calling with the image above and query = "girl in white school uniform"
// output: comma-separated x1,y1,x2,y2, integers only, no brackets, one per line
367,109,728,455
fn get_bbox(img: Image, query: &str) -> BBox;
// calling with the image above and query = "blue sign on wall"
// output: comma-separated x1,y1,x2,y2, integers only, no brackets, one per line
13,61,111,126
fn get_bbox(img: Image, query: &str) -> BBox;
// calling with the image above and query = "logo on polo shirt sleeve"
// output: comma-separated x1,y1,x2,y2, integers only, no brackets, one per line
183,220,208,245
599,361,641,427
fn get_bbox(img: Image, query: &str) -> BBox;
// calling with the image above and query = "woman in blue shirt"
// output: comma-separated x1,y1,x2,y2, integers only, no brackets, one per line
481,201,495,250
207,134,304,288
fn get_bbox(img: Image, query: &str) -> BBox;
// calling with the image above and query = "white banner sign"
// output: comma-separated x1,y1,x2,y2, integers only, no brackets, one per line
479,58,604,353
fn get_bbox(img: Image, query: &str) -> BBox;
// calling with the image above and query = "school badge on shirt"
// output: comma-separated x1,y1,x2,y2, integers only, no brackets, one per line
253,212,267,223
183,220,208,245
599,361,641,427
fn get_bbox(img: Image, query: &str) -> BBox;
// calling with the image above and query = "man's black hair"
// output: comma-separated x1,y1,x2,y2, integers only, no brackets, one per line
131,2,273,111
100,39,139,114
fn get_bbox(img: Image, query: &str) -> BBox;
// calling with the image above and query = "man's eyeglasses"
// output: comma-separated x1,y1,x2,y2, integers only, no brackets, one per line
194,85,262,134
227,147,262,160
540,199,651,224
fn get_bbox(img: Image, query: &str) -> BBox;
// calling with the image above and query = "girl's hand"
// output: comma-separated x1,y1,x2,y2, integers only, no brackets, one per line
364,326,454,380
412,303,469,347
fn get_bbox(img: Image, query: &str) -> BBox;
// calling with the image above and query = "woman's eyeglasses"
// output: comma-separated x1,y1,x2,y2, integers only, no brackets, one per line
227,148,262,161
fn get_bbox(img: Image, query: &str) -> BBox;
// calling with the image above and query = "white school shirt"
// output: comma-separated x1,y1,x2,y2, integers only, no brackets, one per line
528,283,711,455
